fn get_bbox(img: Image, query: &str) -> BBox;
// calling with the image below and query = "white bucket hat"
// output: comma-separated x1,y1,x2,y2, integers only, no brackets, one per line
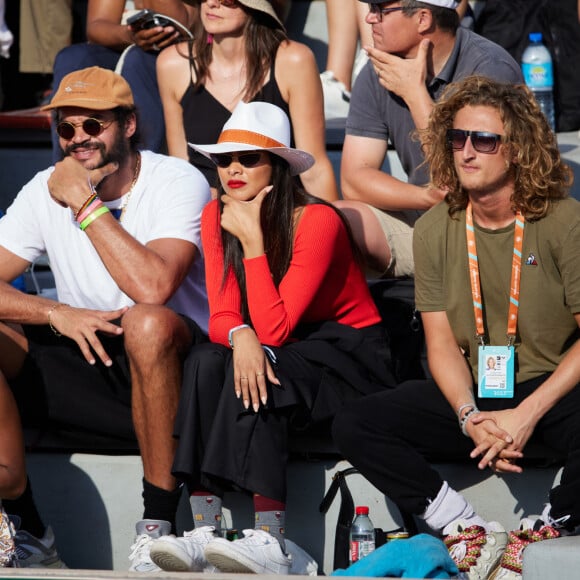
364,0,459,7
189,101,315,176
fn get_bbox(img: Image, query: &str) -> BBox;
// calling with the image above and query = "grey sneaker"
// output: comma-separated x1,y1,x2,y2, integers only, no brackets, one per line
444,519,507,579
204,528,291,574
285,539,318,575
128,519,171,572
10,516,66,569
150,525,217,572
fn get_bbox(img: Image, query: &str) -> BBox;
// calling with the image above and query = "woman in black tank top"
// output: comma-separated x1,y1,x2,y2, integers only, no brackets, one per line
157,0,338,200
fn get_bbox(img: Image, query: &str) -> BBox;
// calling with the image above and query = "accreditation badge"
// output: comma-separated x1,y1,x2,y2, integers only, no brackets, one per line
478,345,515,398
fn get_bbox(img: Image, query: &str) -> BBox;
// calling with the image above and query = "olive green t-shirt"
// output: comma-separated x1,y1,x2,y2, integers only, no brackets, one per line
414,197,580,384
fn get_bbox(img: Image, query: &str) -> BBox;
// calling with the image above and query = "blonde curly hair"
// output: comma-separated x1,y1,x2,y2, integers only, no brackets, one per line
420,75,573,221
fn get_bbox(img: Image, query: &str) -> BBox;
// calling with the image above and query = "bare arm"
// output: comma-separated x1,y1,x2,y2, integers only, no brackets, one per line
0,246,126,366
340,134,445,208
278,41,339,201
157,42,191,160
143,0,198,27
86,0,133,50
48,157,197,305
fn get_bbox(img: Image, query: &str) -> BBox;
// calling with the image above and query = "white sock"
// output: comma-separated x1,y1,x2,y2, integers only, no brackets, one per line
422,481,490,533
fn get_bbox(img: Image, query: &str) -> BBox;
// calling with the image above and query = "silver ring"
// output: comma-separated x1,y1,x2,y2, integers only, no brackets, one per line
152,43,160,51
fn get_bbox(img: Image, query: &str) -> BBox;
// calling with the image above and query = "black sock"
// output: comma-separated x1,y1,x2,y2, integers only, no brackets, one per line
2,477,45,538
142,478,182,535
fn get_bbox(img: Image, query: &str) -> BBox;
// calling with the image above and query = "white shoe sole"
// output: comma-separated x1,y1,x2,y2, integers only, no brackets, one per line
204,542,289,574
150,542,204,572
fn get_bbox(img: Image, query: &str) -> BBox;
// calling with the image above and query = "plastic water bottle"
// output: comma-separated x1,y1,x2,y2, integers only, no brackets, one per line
521,32,556,131
349,506,375,564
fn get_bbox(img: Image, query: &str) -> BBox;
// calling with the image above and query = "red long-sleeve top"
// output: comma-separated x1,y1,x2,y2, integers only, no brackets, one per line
202,200,381,347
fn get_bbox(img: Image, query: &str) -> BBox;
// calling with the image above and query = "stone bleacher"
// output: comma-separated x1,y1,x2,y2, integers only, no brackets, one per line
1,1,580,577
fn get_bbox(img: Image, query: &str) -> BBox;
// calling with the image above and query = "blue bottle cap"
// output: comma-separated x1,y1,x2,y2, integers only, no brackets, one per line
529,32,543,43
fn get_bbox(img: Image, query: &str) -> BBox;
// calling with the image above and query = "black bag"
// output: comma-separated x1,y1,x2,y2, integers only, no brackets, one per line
369,279,428,384
319,467,418,571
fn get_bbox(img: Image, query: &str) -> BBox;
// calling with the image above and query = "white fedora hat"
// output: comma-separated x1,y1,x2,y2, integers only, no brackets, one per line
189,101,315,176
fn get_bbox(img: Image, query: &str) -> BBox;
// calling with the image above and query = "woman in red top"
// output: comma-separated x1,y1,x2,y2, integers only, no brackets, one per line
150,101,394,574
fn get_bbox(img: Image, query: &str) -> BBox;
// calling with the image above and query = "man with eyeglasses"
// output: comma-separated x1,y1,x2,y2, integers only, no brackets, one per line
333,75,580,579
337,0,522,279
0,67,211,571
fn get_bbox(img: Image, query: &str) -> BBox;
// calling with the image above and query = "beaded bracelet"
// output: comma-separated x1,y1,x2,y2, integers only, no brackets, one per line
460,406,481,437
80,206,110,231
47,303,69,337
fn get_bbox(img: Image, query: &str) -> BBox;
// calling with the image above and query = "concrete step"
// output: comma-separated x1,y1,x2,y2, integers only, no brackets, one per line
25,452,567,575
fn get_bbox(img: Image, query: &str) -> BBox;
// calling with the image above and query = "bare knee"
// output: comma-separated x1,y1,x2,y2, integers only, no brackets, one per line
121,304,190,358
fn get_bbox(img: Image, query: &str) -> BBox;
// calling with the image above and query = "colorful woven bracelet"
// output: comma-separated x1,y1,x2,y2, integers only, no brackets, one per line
74,192,98,221
80,206,110,231
77,198,104,224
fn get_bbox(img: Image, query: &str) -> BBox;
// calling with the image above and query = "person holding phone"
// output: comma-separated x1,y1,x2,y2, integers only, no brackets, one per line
49,0,198,161
156,0,338,201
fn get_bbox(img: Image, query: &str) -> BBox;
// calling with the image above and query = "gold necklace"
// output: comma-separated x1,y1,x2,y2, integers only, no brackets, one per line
118,152,141,223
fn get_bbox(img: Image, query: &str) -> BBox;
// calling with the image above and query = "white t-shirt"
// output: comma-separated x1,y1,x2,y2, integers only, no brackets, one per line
0,150,211,333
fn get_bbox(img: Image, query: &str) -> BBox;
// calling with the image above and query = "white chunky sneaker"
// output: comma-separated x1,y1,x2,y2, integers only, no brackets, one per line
128,519,171,572
320,71,351,119
204,528,291,574
444,519,507,579
150,526,217,572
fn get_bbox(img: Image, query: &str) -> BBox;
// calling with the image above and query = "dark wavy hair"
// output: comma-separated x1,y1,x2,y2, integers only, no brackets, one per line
181,2,288,101
420,75,572,220
217,153,355,322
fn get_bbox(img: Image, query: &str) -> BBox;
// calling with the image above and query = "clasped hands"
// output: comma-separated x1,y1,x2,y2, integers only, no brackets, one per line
466,408,535,474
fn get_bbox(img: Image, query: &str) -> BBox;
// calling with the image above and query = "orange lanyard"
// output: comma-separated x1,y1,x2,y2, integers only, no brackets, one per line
466,203,524,346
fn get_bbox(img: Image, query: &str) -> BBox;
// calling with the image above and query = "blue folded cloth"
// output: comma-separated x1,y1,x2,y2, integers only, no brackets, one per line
332,533,458,579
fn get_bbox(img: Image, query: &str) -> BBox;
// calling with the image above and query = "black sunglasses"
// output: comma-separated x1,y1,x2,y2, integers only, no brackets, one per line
209,152,264,168
446,129,503,154
56,118,114,140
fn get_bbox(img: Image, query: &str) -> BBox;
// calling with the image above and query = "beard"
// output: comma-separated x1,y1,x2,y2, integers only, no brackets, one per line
62,129,132,172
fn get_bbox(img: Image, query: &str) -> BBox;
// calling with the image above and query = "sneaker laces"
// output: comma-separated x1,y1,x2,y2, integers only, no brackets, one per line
444,525,488,572
129,534,153,565
541,504,571,529
498,525,560,574
236,529,279,546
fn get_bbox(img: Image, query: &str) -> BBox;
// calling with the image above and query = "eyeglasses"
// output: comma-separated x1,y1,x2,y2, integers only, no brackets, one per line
210,152,265,168
367,3,404,21
446,129,503,154
56,118,114,140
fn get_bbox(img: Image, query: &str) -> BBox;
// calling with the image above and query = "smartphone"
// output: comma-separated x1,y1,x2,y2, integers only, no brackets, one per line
127,9,172,31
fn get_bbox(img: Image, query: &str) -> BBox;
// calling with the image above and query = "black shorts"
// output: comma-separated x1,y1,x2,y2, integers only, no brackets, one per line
11,315,205,444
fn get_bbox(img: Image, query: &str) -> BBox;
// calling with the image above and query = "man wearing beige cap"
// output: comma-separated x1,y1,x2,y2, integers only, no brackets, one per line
0,66,210,571
337,0,523,279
